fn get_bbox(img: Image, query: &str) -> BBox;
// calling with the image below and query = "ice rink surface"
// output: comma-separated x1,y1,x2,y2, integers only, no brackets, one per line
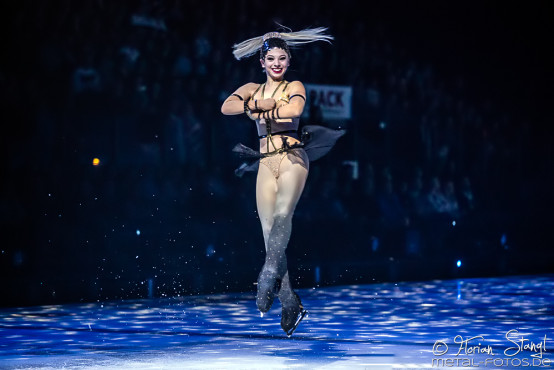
1,275,553,369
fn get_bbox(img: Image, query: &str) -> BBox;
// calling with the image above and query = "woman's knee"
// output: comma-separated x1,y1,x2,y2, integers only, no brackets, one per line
260,218,273,236
272,208,294,222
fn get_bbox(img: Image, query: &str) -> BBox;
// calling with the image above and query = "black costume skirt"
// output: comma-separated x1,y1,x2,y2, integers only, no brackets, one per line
232,125,346,177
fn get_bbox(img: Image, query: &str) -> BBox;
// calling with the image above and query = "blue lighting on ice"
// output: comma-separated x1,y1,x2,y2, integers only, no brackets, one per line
1,276,553,368
457,280,463,300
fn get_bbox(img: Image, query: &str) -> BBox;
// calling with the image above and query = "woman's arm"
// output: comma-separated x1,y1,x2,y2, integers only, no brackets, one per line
254,81,306,120
220,83,257,115
221,83,278,116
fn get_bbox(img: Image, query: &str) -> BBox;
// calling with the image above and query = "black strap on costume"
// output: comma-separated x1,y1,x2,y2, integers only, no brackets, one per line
258,129,298,139
262,80,287,153
261,137,304,157
251,84,263,100
289,94,306,101
232,93,244,101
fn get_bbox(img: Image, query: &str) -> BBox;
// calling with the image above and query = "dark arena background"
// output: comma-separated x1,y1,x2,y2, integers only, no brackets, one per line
1,1,553,369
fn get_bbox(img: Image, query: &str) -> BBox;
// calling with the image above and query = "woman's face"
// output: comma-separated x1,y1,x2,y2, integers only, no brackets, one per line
260,48,290,79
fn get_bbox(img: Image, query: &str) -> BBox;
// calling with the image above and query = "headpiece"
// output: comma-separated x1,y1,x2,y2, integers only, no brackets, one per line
232,27,333,61
260,34,291,59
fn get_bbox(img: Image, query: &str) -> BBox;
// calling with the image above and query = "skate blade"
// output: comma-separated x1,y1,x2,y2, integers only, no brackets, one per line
286,309,308,337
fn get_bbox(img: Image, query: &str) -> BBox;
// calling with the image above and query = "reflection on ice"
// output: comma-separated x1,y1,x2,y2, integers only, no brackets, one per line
0,275,552,368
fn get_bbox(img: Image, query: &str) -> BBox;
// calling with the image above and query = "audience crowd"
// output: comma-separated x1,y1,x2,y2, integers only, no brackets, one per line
2,0,546,303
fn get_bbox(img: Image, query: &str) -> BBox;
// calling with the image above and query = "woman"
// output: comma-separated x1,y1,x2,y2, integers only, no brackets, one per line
221,27,338,336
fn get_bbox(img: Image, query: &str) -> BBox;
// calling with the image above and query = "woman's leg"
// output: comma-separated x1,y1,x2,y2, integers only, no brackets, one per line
270,151,309,283
255,162,279,313
272,152,309,335
256,151,309,313
256,162,277,248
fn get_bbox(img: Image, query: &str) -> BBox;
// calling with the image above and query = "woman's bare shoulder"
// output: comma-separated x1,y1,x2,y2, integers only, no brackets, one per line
287,81,306,93
231,82,262,100
244,82,262,90
235,82,262,94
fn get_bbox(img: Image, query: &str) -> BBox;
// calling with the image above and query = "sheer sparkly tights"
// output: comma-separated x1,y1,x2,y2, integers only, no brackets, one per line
256,149,309,310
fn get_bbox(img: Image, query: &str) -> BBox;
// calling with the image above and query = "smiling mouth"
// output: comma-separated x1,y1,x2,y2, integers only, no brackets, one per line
271,68,283,74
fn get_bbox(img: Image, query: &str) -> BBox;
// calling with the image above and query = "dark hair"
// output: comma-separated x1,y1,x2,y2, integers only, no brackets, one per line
260,38,291,59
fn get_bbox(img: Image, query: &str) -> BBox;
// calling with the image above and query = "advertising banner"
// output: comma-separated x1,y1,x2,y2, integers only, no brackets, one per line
303,84,352,120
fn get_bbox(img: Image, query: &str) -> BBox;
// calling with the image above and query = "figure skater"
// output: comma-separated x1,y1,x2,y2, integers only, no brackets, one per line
221,27,343,336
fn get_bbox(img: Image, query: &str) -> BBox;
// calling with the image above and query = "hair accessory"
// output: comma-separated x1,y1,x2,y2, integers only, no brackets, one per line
263,32,281,41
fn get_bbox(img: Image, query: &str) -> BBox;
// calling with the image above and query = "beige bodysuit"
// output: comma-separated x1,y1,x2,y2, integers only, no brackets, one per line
251,81,307,179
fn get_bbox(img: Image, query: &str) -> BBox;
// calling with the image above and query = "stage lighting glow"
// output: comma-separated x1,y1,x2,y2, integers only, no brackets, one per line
136,229,141,236
92,158,100,166
457,280,463,300
457,260,462,268
452,220,456,226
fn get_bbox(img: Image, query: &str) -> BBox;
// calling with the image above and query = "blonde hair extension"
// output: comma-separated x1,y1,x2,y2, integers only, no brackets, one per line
232,27,333,60
232,35,265,60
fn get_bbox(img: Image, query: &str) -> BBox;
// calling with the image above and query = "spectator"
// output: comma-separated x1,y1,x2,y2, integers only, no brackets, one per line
443,180,460,217
427,177,449,214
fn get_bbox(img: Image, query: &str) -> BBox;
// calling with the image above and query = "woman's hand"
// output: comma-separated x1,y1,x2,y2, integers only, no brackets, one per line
275,99,289,109
253,98,276,111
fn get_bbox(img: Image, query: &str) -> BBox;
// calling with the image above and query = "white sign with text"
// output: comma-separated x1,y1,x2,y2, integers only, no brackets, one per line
303,83,352,120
